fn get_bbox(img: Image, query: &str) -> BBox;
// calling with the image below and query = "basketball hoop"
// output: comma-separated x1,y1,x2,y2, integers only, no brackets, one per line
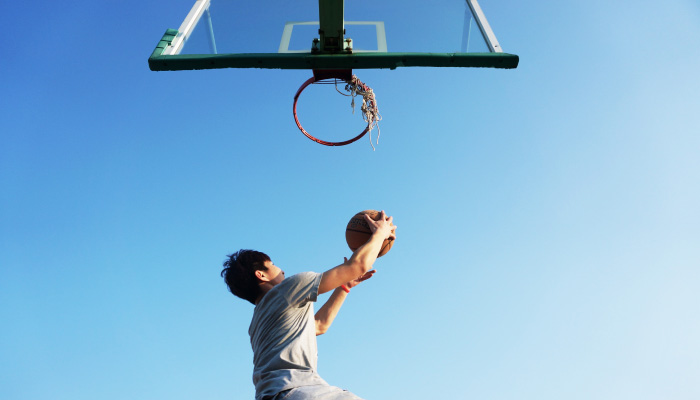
292,72,381,149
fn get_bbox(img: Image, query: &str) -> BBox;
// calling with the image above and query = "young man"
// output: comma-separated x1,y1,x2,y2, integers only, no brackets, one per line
221,211,396,400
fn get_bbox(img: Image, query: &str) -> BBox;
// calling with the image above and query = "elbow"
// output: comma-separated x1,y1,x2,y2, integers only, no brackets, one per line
315,320,328,336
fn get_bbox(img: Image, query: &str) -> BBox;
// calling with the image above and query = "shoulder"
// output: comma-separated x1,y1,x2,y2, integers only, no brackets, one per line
270,271,318,288
287,271,322,284
277,272,322,305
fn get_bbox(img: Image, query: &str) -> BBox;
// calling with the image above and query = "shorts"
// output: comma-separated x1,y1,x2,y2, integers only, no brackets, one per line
272,384,365,400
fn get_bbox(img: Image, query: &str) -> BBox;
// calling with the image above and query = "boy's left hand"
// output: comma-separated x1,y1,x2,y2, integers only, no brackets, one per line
346,270,376,289
342,257,376,289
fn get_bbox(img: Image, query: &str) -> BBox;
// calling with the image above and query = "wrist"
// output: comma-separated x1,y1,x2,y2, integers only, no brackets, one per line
340,284,350,293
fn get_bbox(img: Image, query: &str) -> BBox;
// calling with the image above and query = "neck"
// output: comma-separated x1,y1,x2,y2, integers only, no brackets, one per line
254,283,274,305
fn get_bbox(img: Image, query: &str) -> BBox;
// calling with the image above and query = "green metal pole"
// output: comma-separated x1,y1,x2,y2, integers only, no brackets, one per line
318,0,345,53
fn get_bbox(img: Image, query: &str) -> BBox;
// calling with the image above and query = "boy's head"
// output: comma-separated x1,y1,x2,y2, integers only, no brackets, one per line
220,249,272,304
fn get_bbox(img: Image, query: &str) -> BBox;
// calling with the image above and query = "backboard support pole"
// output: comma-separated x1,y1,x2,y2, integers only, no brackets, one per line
318,0,348,53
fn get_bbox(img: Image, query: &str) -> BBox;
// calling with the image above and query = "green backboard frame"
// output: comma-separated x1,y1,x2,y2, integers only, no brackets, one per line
148,0,519,71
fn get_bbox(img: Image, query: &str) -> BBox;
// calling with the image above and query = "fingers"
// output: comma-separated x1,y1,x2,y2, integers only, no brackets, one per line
363,210,396,240
358,270,376,281
381,211,395,227
382,212,397,240
364,211,391,224
343,270,376,291
363,213,377,230
382,211,394,227
347,270,376,287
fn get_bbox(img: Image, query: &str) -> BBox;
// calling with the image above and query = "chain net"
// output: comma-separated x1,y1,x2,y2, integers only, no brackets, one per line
335,75,382,150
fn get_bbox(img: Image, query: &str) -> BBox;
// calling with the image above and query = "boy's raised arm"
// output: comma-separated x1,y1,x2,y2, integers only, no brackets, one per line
318,211,395,294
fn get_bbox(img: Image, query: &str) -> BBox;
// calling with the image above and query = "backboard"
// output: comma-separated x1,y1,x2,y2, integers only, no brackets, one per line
149,0,518,71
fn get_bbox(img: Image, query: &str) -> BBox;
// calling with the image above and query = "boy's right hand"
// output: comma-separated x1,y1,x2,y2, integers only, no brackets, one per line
364,210,396,240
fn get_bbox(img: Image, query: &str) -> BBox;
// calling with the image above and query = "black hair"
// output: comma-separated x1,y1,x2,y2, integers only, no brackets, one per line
220,249,271,305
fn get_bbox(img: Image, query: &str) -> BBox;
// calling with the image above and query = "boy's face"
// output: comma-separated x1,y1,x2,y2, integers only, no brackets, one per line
262,260,285,286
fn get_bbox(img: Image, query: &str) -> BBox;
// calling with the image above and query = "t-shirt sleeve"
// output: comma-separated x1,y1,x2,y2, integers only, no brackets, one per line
282,272,322,306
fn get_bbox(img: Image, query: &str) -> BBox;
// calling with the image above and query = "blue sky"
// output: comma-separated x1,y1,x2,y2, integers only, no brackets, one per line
2,0,699,399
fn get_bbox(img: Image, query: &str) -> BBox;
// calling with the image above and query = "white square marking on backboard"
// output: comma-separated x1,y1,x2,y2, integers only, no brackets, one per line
279,21,387,53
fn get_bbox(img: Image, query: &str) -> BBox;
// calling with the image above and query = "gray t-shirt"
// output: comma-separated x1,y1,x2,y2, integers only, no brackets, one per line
249,272,329,400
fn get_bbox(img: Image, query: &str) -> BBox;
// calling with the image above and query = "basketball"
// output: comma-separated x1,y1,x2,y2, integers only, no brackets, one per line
345,210,395,257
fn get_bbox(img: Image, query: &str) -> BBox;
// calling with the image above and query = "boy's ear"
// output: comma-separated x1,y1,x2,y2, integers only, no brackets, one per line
255,269,267,282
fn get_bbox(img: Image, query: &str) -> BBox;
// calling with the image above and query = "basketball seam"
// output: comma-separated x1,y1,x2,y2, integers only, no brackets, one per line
346,228,371,234
380,240,392,255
